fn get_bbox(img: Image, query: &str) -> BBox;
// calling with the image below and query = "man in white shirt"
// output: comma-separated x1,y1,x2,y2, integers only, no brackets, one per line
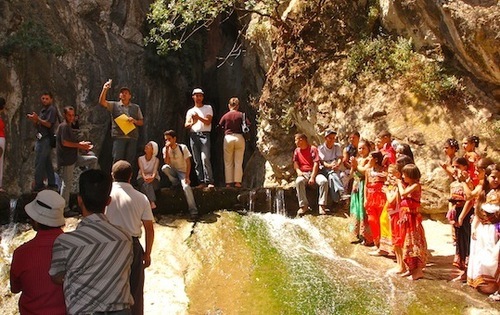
106,160,155,315
161,130,199,220
184,88,214,188
318,130,346,203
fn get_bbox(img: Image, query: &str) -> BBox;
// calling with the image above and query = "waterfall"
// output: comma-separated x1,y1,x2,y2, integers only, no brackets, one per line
274,189,286,216
266,188,272,213
248,190,256,212
1,199,19,260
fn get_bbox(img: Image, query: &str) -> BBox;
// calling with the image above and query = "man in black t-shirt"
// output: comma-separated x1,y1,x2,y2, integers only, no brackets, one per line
56,106,97,215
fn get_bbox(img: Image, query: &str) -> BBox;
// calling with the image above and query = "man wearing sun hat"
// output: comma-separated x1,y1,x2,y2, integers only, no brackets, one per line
184,88,215,188
10,190,66,315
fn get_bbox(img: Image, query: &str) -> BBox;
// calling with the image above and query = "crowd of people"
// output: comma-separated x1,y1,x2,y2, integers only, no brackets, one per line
4,83,498,314
6,83,252,314
292,129,499,298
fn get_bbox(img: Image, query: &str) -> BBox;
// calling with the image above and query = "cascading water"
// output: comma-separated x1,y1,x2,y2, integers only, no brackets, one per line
266,188,272,213
248,190,256,212
274,189,286,216
1,199,19,259
241,212,397,314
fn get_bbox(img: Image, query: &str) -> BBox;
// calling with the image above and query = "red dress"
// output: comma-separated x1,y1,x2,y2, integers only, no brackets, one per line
365,169,387,245
400,184,427,271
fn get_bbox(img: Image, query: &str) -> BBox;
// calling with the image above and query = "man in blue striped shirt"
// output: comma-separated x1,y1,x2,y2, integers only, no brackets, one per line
50,170,134,315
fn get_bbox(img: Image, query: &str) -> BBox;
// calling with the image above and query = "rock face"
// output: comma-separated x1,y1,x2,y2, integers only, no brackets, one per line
0,0,263,194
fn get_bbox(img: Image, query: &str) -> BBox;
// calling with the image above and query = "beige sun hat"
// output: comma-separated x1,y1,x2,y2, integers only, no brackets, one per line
25,190,65,227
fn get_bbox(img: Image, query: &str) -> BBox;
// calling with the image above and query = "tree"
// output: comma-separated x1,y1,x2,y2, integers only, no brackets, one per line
145,0,290,55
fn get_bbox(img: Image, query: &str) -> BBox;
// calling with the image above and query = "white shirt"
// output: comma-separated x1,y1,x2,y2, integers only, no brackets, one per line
318,142,343,163
186,105,213,132
106,182,154,237
162,144,192,172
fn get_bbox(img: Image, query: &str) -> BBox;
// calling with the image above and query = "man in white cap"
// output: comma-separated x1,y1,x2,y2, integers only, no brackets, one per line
10,190,66,315
318,129,346,204
184,88,215,188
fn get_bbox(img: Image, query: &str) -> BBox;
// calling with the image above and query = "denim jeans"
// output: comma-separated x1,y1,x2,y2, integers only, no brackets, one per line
161,164,198,214
34,136,56,189
137,177,159,203
189,132,213,184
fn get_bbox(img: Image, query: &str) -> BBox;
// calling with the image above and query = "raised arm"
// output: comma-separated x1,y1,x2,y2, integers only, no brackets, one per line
98,80,112,108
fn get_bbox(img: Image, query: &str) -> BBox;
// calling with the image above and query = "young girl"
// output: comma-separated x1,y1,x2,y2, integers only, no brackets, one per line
447,157,473,281
349,140,373,245
137,141,160,210
384,164,404,273
364,151,387,253
440,138,459,179
462,136,481,186
398,164,427,280
467,164,500,296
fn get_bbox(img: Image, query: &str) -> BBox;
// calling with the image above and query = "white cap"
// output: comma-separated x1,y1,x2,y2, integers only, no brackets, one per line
192,88,204,95
25,190,65,227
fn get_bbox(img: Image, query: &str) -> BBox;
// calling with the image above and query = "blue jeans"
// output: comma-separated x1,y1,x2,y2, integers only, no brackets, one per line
189,132,213,184
112,137,137,165
161,164,198,214
34,136,55,189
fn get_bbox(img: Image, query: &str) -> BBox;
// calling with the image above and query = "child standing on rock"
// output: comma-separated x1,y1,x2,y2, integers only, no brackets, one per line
398,164,427,280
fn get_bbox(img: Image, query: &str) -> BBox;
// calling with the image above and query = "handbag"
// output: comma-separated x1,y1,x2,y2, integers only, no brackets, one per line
241,113,250,141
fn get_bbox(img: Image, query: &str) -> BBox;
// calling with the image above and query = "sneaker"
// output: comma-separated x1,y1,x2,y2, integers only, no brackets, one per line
207,184,215,189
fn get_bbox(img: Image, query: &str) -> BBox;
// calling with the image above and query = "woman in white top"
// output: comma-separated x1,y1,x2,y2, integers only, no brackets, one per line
137,141,160,209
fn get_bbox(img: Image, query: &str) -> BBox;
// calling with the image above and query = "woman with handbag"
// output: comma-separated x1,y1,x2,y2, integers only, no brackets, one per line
218,97,250,188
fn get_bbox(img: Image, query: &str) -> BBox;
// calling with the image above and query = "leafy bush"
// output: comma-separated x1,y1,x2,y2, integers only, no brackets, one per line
0,21,65,56
345,36,461,101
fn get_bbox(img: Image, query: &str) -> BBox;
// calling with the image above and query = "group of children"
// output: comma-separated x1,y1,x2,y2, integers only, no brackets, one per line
345,131,427,281
342,131,498,295
441,136,499,299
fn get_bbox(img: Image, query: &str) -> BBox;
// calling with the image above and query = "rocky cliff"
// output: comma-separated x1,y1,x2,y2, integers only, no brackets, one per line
0,0,262,194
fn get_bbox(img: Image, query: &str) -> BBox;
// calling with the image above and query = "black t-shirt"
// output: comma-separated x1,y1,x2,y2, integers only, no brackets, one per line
56,121,78,166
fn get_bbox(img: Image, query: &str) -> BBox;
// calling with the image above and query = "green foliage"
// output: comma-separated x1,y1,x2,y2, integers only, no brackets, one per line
146,0,237,54
0,21,65,56
146,0,286,55
345,36,461,101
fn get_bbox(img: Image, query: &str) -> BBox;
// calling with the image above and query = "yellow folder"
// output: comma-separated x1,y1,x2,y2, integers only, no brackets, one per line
114,114,136,135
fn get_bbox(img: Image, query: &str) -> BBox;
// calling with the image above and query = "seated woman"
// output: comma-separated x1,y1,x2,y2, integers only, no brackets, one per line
137,141,160,210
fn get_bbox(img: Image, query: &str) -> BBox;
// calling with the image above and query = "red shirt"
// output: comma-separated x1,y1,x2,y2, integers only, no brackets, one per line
293,145,320,172
10,228,66,315
381,143,396,165
0,117,5,138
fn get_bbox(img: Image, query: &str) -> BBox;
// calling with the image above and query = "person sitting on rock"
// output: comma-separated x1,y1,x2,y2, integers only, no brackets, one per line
318,129,346,204
161,129,199,220
293,133,329,216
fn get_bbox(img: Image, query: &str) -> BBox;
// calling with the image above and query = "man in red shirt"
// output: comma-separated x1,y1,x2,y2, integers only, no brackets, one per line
10,190,66,315
293,133,329,216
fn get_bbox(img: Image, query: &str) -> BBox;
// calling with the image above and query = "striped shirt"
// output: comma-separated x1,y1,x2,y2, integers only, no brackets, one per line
49,213,133,315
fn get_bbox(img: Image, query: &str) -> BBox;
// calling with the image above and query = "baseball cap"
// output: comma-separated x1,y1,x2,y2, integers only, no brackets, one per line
192,88,204,95
25,190,65,227
119,87,131,94
324,130,337,137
